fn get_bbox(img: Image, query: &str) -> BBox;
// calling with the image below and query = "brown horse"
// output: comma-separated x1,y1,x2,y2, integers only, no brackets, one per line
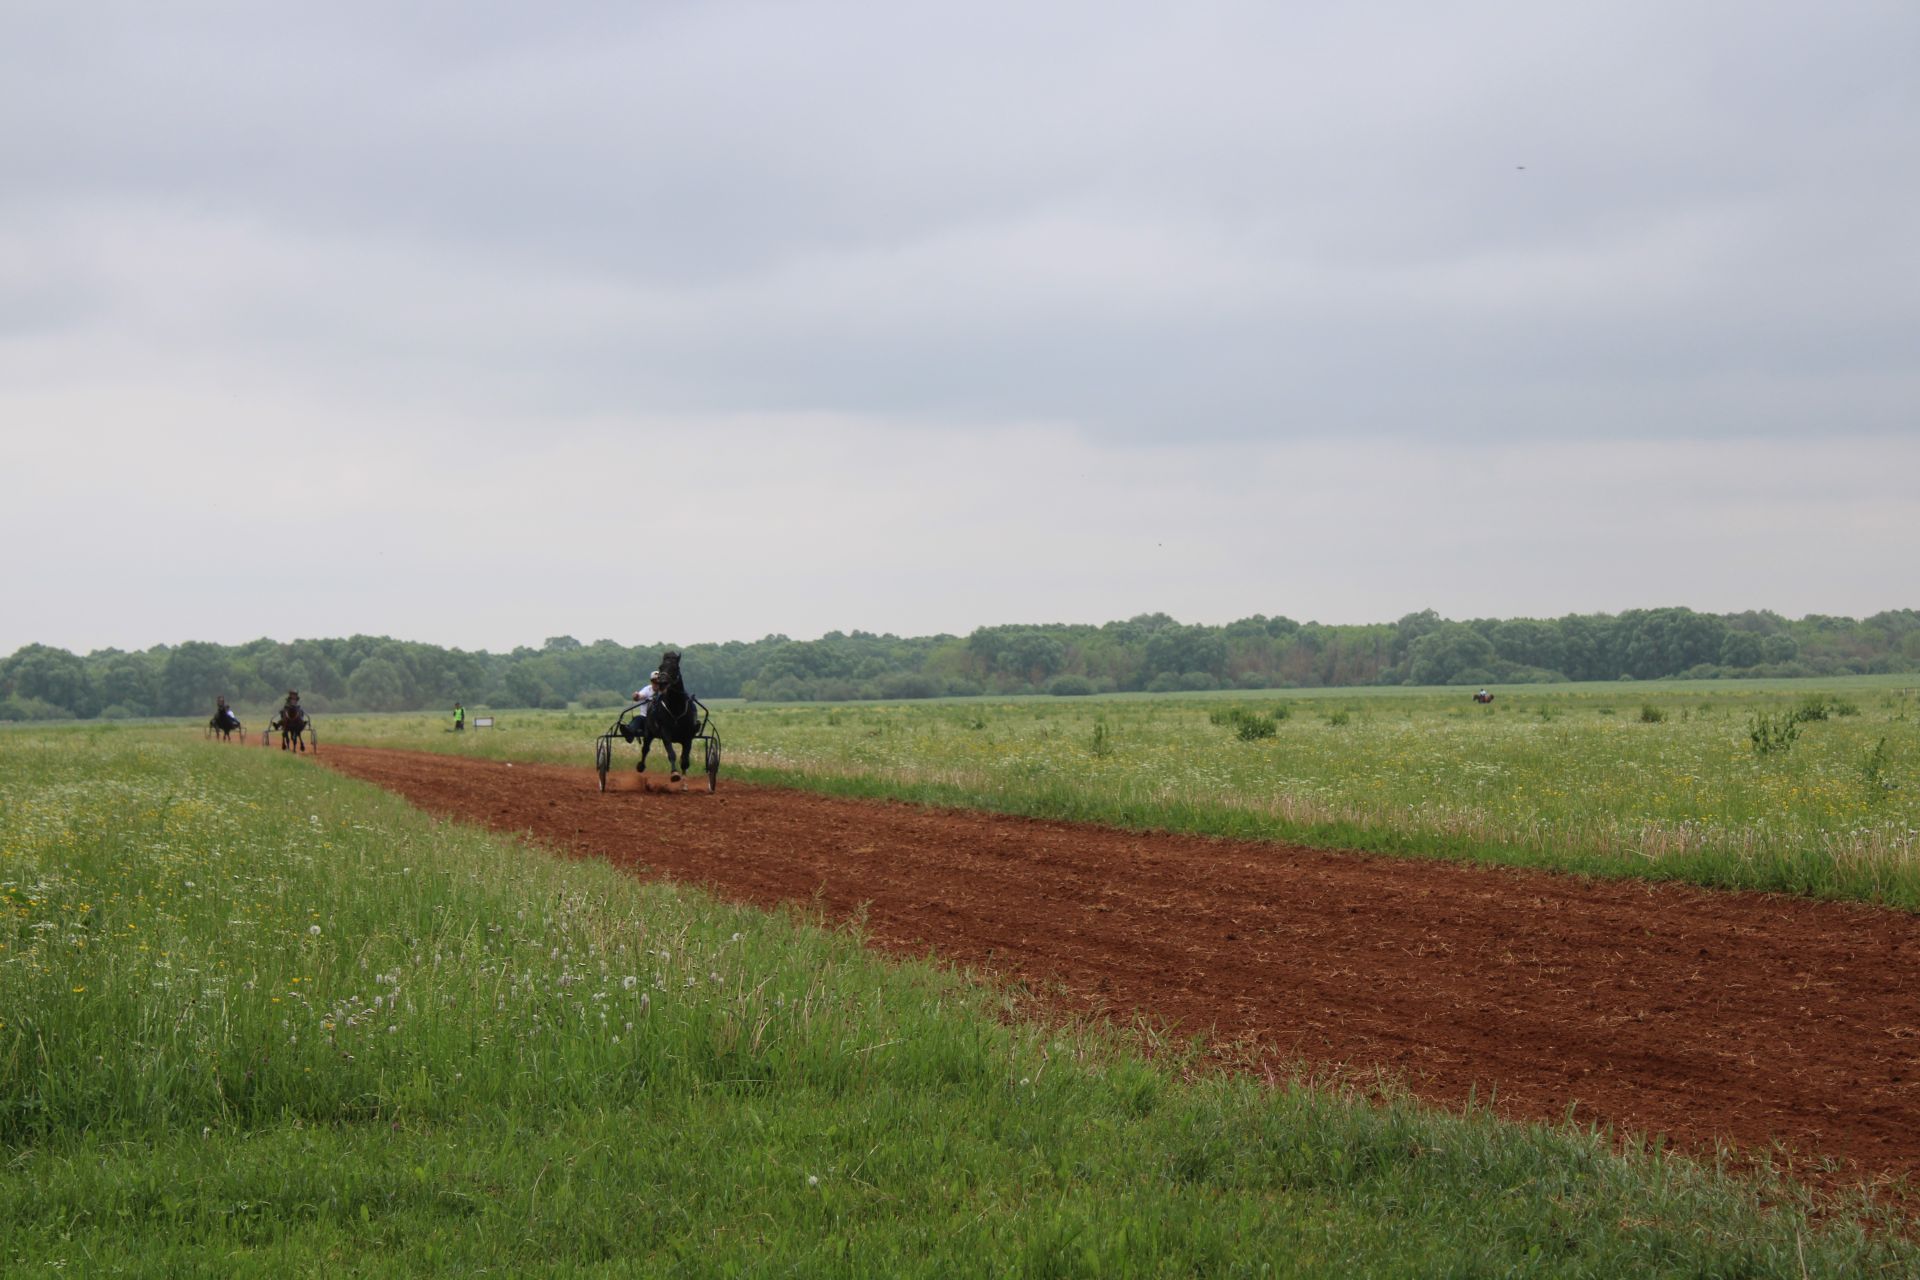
269,702,316,752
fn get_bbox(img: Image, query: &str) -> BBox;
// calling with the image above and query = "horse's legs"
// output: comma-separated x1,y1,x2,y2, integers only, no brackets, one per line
666,737,684,783
636,734,650,773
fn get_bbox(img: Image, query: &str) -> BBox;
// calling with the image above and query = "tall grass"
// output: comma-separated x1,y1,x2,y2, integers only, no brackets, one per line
324,679,1920,908
4,729,1913,1273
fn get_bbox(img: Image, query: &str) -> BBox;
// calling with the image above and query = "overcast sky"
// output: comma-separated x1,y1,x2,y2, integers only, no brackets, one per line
3,1,1916,656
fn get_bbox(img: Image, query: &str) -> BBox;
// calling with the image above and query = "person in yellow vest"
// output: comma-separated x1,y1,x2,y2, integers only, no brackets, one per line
453,702,466,732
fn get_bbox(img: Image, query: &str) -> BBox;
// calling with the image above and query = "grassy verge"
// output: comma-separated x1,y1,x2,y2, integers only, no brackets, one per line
315,678,1920,909
3,729,1913,1274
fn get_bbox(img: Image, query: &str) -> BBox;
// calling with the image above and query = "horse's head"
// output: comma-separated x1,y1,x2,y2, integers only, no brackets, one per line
654,651,691,716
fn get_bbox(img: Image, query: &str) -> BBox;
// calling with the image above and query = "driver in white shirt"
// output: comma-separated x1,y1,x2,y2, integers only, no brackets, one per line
632,671,664,716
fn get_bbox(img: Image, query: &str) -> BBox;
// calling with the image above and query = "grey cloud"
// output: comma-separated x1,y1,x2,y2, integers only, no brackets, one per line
2,2,1916,446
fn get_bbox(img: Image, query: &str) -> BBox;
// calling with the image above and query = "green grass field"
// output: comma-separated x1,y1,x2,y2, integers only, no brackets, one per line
325,676,1920,909
4,728,1915,1275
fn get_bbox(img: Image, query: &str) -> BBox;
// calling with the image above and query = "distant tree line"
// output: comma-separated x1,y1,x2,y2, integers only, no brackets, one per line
4,608,1918,720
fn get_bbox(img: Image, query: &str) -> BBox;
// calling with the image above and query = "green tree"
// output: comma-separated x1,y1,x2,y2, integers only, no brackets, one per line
501,664,553,709
1718,632,1764,668
158,642,233,716
1143,626,1225,679
1390,610,1444,668
1407,625,1497,685
1620,608,1727,680
345,657,408,712
0,645,97,716
1490,619,1565,675
96,653,158,715
997,632,1067,684
1761,634,1800,664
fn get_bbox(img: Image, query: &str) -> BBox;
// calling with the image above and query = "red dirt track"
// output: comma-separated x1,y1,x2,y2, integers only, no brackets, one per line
321,745,1920,1190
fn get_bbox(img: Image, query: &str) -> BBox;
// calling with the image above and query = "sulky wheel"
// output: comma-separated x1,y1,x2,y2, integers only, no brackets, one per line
595,737,611,792
704,734,721,793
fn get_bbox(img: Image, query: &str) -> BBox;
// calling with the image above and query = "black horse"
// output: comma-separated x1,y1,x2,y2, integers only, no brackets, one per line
207,706,243,742
631,651,698,783
269,703,316,753
595,656,721,793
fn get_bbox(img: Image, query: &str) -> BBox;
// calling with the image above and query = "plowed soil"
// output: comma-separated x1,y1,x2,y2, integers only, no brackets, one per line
320,745,1920,1191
